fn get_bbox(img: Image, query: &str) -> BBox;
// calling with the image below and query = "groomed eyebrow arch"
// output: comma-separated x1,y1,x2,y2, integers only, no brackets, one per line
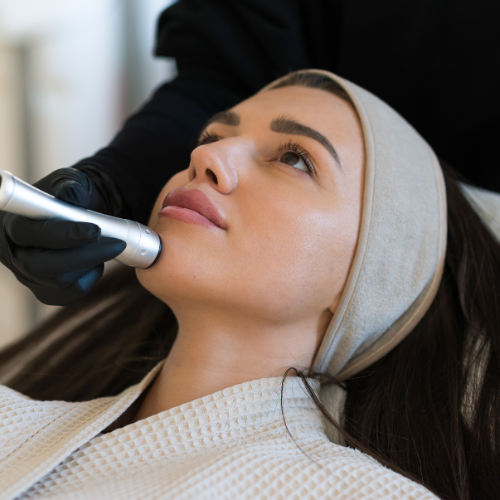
270,115,341,168
201,110,342,170
204,110,241,127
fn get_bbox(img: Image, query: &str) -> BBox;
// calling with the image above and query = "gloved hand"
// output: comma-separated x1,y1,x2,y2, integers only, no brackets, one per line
0,168,126,306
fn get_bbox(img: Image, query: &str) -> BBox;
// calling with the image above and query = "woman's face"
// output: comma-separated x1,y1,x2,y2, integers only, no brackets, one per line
138,85,364,332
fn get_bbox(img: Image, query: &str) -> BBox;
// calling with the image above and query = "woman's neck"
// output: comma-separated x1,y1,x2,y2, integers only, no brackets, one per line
132,309,332,423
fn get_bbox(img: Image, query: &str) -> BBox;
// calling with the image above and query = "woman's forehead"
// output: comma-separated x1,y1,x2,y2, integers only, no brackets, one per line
233,85,354,121
204,86,363,156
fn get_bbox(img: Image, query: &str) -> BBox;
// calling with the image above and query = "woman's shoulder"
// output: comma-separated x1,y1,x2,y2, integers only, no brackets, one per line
0,384,77,472
311,441,437,499
0,381,146,499
0,383,76,436
256,437,437,500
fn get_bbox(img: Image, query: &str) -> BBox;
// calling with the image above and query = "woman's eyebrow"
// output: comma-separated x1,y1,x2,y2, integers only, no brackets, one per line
205,110,241,127
270,116,341,168
201,111,342,170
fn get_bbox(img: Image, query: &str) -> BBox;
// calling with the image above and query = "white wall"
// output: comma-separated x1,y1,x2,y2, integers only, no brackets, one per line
0,0,177,348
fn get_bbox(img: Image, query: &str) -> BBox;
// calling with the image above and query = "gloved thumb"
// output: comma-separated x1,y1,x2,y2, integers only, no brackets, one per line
35,168,105,212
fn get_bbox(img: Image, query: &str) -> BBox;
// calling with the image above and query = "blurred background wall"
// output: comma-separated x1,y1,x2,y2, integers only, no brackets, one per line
0,0,177,349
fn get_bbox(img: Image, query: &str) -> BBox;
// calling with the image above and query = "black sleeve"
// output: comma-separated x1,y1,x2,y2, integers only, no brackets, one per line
73,77,247,224
155,0,316,91
153,0,500,192
71,0,500,221
73,0,326,224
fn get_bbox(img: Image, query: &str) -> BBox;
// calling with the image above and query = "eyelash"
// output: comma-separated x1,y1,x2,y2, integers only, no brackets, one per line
197,131,220,146
197,132,316,175
277,140,315,175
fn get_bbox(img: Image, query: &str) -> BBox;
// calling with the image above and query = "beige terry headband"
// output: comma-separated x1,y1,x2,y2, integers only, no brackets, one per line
265,70,448,380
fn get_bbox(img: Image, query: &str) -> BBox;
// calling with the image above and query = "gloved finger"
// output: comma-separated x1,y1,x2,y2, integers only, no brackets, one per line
21,266,100,289
15,266,97,290
17,265,104,306
5,216,101,249
34,168,101,210
13,237,126,280
54,178,93,207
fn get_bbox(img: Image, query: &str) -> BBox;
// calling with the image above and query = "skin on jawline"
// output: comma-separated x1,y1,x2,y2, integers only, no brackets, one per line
134,85,365,421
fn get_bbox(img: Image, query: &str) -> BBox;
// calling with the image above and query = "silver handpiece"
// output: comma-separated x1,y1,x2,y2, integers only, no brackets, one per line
0,170,161,269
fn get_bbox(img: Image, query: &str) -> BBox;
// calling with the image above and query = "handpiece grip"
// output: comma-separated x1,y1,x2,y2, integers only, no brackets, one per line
0,170,161,269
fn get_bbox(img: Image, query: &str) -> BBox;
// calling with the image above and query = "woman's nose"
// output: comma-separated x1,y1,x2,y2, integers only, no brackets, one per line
188,143,238,194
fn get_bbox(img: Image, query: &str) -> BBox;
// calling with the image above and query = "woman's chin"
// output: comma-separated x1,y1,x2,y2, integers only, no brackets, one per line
136,244,221,306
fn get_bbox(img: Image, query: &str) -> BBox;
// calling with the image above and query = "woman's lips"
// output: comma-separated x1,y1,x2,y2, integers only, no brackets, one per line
159,187,227,230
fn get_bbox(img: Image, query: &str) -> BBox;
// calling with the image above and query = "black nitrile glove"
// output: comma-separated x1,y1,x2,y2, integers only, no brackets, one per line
0,168,126,306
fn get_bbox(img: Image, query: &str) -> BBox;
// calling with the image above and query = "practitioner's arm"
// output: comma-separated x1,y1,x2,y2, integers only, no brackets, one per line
0,0,314,305
74,0,314,224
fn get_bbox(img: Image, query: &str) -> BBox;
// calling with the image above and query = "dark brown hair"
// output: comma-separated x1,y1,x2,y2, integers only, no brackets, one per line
1,71,499,500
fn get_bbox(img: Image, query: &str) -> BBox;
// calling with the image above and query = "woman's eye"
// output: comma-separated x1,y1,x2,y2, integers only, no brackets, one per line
197,132,220,146
278,152,309,173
